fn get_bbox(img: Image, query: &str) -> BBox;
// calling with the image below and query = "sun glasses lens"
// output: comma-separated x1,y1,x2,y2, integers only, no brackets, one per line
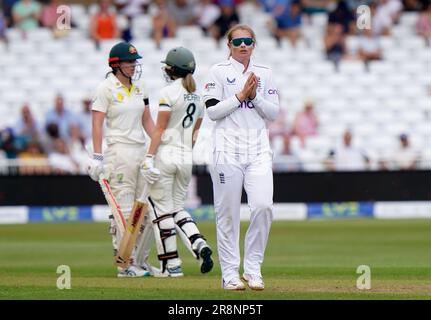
244,38,253,46
232,38,253,47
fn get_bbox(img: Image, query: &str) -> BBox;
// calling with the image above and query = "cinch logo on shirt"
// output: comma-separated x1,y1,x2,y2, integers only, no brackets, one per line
238,100,255,109
205,83,216,91
268,89,278,95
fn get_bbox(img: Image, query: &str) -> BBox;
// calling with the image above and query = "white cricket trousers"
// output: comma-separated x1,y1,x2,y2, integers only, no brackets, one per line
209,151,273,283
104,143,154,265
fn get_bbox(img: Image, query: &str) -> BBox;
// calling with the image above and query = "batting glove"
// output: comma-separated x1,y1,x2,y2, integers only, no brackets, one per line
87,153,104,182
140,155,161,184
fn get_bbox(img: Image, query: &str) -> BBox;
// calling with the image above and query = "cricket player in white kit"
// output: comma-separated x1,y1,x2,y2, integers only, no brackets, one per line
203,25,280,290
88,42,160,277
141,47,214,277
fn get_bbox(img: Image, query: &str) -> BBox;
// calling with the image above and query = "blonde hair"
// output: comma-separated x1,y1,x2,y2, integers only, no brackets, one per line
226,24,257,57
182,73,196,93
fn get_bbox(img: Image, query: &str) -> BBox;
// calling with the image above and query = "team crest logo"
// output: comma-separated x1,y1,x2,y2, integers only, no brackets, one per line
188,61,195,68
117,93,124,102
227,77,236,84
129,46,137,54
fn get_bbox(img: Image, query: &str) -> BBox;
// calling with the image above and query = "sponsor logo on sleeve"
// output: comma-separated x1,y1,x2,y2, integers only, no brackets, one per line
268,89,278,95
205,82,216,91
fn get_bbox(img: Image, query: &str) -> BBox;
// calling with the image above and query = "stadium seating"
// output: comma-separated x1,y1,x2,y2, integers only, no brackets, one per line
0,3,430,171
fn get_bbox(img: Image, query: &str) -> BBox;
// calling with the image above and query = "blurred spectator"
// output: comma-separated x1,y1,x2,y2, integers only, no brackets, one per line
258,0,291,25
209,0,240,42
345,0,374,11
371,0,403,36
194,0,221,35
0,128,20,159
324,23,347,69
40,0,60,28
48,138,79,174
357,27,383,68
391,134,421,170
0,9,8,47
381,0,403,24
114,0,149,17
167,0,198,26
45,94,77,141
301,0,331,15
14,104,41,145
292,99,319,146
76,96,92,141
150,0,176,49
68,125,88,173
2,0,19,27
327,0,355,34
18,140,50,175
90,0,120,47
272,1,303,47
12,0,42,32
403,0,428,11
324,129,370,171
416,2,431,46
42,122,60,153
268,107,290,141
273,134,303,171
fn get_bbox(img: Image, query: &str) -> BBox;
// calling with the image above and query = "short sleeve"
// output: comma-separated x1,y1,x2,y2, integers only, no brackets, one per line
158,87,172,112
138,82,150,106
92,84,110,113
197,100,205,119
203,65,223,102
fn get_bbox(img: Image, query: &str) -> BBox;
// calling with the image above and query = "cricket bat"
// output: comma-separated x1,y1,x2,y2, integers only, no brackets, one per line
115,184,150,269
99,176,126,237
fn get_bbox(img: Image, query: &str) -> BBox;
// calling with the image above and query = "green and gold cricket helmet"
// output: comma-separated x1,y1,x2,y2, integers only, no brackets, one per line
108,42,142,67
162,47,196,76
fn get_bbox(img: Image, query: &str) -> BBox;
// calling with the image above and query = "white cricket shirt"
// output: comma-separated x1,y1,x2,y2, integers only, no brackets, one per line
203,57,279,155
158,78,204,153
92,73,149,145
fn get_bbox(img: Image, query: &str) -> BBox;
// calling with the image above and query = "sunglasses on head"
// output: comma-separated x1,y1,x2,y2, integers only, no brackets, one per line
230,37,254,47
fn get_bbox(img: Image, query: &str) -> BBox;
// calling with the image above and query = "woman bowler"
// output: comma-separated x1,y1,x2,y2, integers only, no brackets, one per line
203,24,280,290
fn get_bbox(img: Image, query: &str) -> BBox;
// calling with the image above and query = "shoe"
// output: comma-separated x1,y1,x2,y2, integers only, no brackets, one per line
197,243,214,274
117,265,151,278
153,265,184,278
222,278,245,291
242,274,264,291
139,262,162,277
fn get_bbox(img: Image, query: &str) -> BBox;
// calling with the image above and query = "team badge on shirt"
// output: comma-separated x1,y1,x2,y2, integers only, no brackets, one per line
117,93,124,102
226,77,236,85
135,87,142,96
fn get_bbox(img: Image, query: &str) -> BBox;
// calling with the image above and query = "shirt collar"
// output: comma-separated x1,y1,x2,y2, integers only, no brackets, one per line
108,73,124,89
229,56,254,74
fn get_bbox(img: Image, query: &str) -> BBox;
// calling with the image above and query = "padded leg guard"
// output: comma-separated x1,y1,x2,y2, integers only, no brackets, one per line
173,210,206,259
152,213,181,270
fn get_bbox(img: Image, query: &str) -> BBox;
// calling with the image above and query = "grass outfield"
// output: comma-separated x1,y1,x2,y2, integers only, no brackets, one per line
0,219,430,300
